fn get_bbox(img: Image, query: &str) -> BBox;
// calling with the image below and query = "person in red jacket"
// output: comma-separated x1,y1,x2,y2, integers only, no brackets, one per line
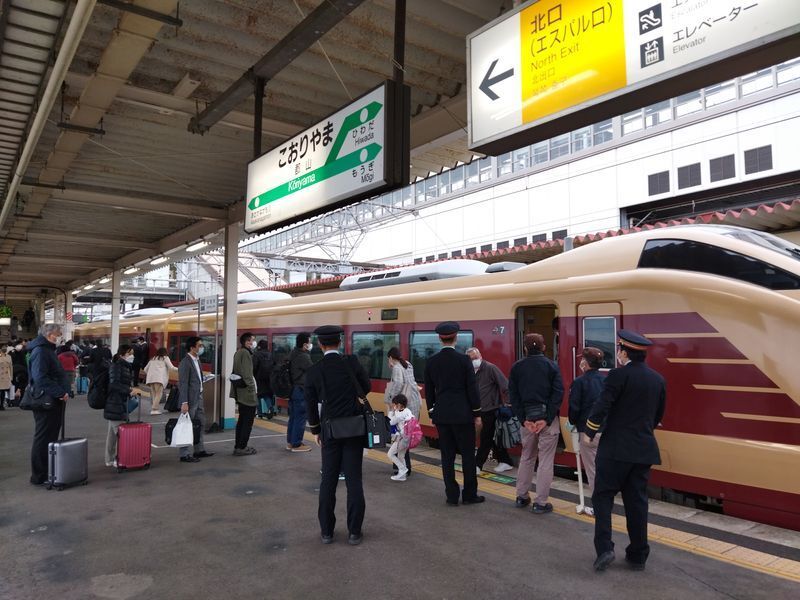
57,340,80,394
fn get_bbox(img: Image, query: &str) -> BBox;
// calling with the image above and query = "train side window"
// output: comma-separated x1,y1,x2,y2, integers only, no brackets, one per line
409,330,474,382
352,332,400,379
582,317,616,369
639,239,800,290
271,334,296,366
309,334,343,364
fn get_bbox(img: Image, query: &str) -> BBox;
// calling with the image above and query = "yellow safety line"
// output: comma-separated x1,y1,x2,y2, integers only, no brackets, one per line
252,419,800,583
721,412,800,425
667,358,753,365
694,384,786,394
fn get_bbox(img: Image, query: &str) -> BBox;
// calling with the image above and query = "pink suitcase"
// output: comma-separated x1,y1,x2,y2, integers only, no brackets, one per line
117,398,152,472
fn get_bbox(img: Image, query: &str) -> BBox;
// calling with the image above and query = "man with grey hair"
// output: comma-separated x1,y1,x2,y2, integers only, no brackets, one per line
28,323,71,485
466,347,514,474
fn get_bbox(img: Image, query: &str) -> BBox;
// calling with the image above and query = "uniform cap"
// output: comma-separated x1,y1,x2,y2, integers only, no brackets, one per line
435,321,460,336
314,325,343,345
618,329,652,351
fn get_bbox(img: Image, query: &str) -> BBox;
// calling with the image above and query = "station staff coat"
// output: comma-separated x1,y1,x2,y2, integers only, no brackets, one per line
304,353,371,437
586,361,666,465
423,347,481,425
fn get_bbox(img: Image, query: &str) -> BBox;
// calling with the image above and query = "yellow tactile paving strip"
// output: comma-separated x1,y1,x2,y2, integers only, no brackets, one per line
253,419,800,583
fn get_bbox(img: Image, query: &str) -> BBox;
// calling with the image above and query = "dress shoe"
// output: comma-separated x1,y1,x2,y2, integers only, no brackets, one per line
347,533,363,545
321,534,334,545
462,495,485,505
515,496,531,508
625,558,646,571
445,499,459,506
531,502,553,514
193,451,214,458
180,456,200,463
593,551,615,572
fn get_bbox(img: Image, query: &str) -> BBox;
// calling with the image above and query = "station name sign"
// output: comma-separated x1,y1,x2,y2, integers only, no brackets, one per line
245,81,409,234
468,0,800,155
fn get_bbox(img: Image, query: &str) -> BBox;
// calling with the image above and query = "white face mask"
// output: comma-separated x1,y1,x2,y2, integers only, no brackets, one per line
124,354,135,363
15,345,22,351
471,358,482,369
197,346,205,356
303,343,312,352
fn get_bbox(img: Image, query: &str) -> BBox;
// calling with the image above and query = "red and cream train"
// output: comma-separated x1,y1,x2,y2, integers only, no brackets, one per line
75,225,800,530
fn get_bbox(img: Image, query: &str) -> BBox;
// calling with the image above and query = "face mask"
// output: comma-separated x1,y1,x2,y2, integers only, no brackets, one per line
15,345,22,351
472,359,482,369
304,343,312,351
197,347,205,356
247,341,255,349
124,355,135,363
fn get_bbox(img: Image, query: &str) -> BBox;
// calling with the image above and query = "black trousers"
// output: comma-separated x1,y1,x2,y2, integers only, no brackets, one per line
592,456,652,564
319,435,365,536
475,409,512,468
31,402,65,484
436,423,478,503
234,403,256,449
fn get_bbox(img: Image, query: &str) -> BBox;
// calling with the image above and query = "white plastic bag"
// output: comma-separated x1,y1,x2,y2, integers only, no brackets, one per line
170,413,194,447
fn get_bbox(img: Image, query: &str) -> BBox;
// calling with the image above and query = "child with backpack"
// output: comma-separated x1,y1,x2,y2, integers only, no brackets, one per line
388,394,414,481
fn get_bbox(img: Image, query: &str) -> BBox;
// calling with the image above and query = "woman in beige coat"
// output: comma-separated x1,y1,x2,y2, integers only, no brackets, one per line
0,346,12,409
143,348,177,415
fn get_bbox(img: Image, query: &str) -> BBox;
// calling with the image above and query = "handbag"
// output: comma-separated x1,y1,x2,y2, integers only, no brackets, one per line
19,383,55,411
165,416,201,445
494,415,522,449
169,413,195,447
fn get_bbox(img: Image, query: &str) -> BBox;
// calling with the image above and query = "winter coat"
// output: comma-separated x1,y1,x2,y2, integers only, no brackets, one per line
252,348,274,397
27,336,69,402
144,356,177,387
57,350,80,372
229,347,257,406
0,353,12,389
104,360,134,422
288,347,312,389
384,361,421,419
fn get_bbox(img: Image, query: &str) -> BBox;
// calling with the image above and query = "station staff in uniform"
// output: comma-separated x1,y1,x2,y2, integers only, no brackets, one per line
586,330,666,572
304,325,371,545
424,321,484,506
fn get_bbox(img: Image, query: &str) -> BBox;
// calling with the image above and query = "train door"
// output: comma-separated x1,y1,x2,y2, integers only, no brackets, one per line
515,304,559,361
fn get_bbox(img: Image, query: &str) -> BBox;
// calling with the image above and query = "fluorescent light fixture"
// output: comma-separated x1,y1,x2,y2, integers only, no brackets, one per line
124,267,139,275
99,277,110,284
72,290,80,295
83,285,94,290
150,256,168,265
186,241,208,252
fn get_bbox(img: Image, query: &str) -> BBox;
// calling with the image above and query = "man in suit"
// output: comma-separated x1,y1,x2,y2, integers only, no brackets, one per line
424,321,483,506
586,329,666,572
177,336,214,463
304,325,371,545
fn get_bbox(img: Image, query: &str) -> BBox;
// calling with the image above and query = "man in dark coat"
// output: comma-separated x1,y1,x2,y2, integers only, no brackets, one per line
424,321,483,506
586,330,666,572
87,340,112,380
304,325,371,545
27,324,70,485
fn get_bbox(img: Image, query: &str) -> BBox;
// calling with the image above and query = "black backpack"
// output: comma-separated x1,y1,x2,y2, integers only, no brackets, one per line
87,359,110,410
270,359,292,398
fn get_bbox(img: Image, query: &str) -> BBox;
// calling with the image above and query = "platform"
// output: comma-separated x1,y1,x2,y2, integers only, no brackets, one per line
0,397,798,600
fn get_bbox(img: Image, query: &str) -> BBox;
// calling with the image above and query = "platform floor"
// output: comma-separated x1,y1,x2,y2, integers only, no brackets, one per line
0,398,798,600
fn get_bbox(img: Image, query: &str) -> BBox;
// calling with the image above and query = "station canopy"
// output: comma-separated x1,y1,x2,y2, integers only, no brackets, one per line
0,0,508,296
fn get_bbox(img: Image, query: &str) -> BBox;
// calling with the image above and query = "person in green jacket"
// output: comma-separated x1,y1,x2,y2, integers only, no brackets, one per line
230,332,258,456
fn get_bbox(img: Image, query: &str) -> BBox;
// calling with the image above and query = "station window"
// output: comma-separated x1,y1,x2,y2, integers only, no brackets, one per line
497,152,513,176
709,155,735,182
549,134,570,159
513,147,529,172
426,255,434,262
438,170,451,196
571,126,592,153
644,100,672,128
777,57,800,85
352,332,400,380
675,90,702,117
582,317,616,369
479,157,493,182
414,258,423,264
532,141,549,165
704,79,736,108
438,253,448,259
744,145,772,174
425,175,438,200
740,68,773,96
480,244,493,252
592,119,613,145
531,233,547,243
451,250,462,258
621,109,643,135
496,240,509,250
677,163,701,189
466,161,480,186
514,236,528,246
638,239,800,290
648,171,670,196
409,330,474,382
552,229,568,240
450,165,465,192
415,180,426,203
465,247,477,255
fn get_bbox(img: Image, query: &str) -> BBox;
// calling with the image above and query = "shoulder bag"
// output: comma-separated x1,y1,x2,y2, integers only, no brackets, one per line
20,383,54,411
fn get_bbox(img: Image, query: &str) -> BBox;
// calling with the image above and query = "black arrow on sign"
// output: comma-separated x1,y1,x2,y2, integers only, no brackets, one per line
479,59,514,101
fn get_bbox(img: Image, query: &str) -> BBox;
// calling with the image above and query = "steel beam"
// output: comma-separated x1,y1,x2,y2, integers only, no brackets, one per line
97,0,182,27
7,254,115,269
188,0,369,134
49,188,228,221
25,231,157,250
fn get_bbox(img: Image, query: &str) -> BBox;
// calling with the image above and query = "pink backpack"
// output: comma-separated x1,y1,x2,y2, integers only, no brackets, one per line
404,417,423,449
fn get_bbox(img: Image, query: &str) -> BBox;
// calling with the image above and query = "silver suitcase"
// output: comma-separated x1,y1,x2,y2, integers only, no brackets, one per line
47,409,88,490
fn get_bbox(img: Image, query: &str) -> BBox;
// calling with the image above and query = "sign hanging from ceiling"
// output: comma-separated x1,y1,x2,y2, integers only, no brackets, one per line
468,0,800,155
245,81,409,234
